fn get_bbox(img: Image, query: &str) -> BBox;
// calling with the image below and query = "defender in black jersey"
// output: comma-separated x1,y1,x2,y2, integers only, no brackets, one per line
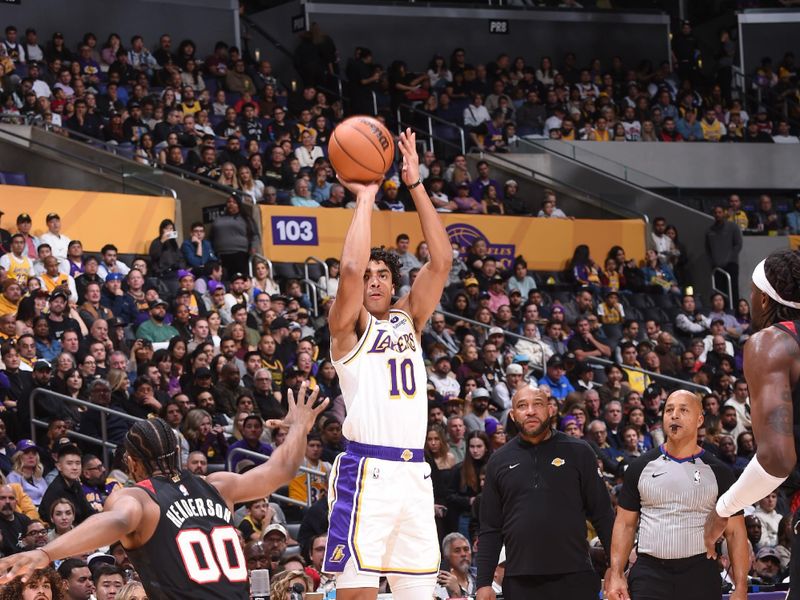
0,383,328,598
704,249,800,599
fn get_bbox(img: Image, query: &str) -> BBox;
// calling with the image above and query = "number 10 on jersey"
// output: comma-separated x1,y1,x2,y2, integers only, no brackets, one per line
387,358,416,399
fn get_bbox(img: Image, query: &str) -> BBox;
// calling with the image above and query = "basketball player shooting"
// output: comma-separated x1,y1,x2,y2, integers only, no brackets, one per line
0,383,328,599
324,129,452,599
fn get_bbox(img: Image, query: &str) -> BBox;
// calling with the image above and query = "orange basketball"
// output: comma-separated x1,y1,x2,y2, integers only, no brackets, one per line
328,116,395,183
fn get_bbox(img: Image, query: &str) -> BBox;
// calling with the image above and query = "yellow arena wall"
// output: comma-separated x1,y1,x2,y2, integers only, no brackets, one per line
260,206,647,271
0,185,177,254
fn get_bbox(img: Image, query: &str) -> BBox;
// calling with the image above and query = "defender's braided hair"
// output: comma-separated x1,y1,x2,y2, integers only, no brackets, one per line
124,417,180,478
369,246,402,290
763,249,800,326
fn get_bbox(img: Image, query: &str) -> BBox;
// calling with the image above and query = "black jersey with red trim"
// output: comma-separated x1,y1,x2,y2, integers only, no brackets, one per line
125,471,248,600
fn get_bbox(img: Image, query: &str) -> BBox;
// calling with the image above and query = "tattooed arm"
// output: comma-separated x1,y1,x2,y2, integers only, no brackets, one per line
745,326,799,477
704,325,799,557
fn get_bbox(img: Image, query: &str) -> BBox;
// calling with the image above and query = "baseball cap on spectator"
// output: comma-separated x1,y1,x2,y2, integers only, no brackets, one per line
464,277,479,288
105,272,124,282
505,180,518,187
559,415,579,430
177,269,194,280
33,360,52,372
479,291,490,300
756,547,781,562
194,367,212,379
15,439,39,454
513,354,530,364
207,281,225,294
107,318,124,329
16,213,31,224
264,523,288,539
551,305,565,315
231,272,247,282
383,180,398,191
46,212,60,222
547,354,565,368
128,101,141,110
644,384,663,399
506,363,523,376
149,299,169,310
288,322,302,332
490,274,504,284
270,317,290,330
271,294,290,304
485,417,500,435
488,326,504,337
87,552,115,570
284,366,302,379
509,289,522,297
471,388,490,400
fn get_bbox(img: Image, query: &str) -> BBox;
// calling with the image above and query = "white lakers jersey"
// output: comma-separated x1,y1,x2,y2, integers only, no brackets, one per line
333,308,428,449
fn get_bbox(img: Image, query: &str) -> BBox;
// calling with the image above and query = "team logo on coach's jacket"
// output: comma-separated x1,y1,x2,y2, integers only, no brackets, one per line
329,545,346,563
551,458,565,467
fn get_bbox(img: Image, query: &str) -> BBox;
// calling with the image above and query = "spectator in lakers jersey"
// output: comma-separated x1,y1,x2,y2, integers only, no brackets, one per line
0,234,35,285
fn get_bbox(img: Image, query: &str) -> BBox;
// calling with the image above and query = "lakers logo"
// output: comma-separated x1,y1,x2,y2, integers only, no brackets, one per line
551,458,565,467
329,545,346,563
401,449,413,462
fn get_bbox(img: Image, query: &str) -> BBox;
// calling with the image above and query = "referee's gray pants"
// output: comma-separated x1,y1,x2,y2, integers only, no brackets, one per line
629,553,721,600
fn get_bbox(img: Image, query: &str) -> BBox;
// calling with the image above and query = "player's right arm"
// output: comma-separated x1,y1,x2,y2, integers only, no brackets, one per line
705,326,797,553
208,382,329,505
744,327,798,476
0,490,145,584
328,178,382,360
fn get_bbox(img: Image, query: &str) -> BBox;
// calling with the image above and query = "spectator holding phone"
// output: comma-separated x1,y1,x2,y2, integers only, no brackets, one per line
148,219,185,293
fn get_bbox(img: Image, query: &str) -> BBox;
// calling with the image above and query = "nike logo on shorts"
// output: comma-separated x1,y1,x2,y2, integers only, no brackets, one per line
424,473,431,479
509,463,520,469
652,472,666,478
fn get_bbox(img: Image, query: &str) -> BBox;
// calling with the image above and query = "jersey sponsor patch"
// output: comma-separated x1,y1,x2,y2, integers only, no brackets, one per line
551,458,565,467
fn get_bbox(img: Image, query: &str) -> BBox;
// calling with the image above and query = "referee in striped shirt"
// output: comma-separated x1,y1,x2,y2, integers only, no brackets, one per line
605,390,750,600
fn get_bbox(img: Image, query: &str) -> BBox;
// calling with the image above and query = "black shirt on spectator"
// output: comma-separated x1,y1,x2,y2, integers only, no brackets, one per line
40,475,97,526
0,511,31,556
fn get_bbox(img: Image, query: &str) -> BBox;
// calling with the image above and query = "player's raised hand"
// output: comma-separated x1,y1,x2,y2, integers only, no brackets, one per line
0,548,51,585
283,381,329,433
336,175,383,201
398,128,420,187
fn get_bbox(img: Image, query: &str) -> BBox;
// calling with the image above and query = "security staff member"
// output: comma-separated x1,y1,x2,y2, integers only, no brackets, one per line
605,390,749,600
476,386,614,600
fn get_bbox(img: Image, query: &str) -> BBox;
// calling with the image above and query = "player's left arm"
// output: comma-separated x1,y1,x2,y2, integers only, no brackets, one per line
208,383,329,505
0,490,145,584
723,515,749,600
394,129,452,332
